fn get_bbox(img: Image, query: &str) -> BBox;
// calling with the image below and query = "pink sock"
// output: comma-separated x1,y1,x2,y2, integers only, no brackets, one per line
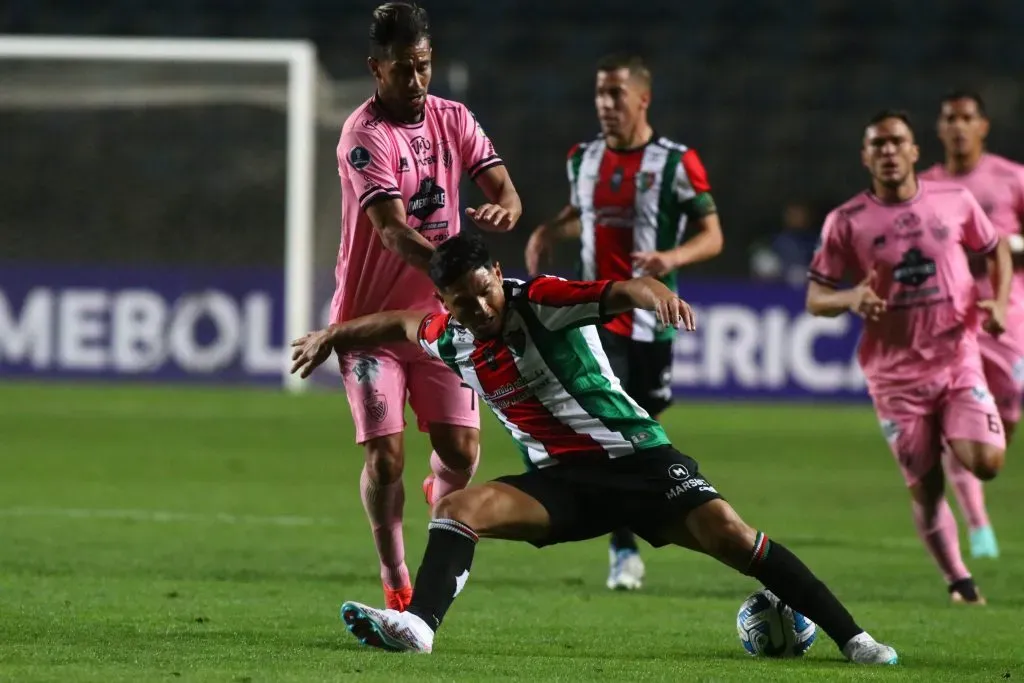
359,465,410,589
428,449,479,504
942,449,991,529
912,497,970,584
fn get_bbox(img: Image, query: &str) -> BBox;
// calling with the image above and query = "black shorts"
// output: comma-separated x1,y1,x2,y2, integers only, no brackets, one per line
493,446,723,549
598,327,674,416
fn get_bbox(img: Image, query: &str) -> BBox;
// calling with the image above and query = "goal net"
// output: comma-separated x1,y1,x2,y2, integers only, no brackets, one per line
0,36,369,391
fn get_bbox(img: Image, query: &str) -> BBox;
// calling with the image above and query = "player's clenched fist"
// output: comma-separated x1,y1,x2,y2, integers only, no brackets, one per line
849,270,886,321
978,299,1007,337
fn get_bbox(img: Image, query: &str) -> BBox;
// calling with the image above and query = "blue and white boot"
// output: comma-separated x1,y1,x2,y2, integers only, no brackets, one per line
606,548,645,591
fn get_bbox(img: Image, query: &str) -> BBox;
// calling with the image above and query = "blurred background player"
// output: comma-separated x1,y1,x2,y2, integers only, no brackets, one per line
332,2,522,611
749,200,821,288
919,90,1024,559
806,110,1010,604
524,54,724,591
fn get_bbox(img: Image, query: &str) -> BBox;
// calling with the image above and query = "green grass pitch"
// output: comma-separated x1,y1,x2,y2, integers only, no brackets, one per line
1,382,1022,682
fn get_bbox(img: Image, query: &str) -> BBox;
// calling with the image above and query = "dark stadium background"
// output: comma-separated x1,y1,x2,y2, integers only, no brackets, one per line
4,0,1023,278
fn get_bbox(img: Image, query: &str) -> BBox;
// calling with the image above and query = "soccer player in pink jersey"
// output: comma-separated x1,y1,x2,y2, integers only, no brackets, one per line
332,2,522,612
919,90,1024,559
290,232,899,664
807,110,1012,605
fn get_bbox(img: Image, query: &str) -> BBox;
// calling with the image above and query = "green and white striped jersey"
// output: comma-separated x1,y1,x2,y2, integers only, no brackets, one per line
418,276,670,469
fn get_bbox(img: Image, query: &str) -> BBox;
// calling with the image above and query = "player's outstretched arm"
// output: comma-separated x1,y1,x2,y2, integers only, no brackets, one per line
603,277,696,331
526,205,582,275
365,198,436,273
289,311,427,379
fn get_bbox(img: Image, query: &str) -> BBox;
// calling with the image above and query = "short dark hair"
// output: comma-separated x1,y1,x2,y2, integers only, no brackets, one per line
369,2,430,59
596,53,652,88
867,109,914,131
429,232,493,290
941,88,988,118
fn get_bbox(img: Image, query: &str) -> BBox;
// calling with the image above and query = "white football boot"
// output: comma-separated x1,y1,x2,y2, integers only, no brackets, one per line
340,601,434,653
842,632,899,665
606,548,645,591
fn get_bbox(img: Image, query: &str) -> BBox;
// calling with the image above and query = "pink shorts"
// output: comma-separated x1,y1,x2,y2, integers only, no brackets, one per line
979,329,1024,425
339,343,479,444
873,361,1006,487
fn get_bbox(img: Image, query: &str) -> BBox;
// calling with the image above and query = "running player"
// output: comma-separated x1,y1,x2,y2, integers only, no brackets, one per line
807,110,1011,604
332,2,521,611
291,231,898,664
919,90,1024,559
525,54,724,590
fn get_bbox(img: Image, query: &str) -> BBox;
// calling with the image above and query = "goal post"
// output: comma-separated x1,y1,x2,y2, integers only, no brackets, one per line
0,35,317,392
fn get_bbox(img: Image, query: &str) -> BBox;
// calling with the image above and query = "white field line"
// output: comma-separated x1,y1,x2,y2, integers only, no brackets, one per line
0,506,341,527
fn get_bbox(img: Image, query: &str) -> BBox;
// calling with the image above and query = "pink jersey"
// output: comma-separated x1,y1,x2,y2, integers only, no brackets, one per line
921,153,1024,310
330,94,502,323
809,180,999,392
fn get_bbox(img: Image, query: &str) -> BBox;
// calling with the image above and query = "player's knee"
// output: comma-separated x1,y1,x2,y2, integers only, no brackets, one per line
973,448,1003,481
363,437,404,484
430,426,479,472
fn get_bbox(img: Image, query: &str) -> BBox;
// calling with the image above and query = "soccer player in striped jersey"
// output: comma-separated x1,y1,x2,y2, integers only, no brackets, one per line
525,54,724,590
291,232,898,665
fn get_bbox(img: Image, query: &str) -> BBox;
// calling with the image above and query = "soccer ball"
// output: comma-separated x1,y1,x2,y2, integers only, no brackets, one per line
736,589,817,658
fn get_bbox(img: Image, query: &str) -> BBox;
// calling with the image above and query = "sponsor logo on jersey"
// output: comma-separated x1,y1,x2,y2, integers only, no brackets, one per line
408,178,447,220
408,136,438,166
892,248,936,287
971,385,994,405
665,477,715,499
667,463,689,480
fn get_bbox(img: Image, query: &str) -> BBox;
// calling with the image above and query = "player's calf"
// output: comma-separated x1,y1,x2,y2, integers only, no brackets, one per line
361,434,411,603
670,500,894,663
401,483,553,635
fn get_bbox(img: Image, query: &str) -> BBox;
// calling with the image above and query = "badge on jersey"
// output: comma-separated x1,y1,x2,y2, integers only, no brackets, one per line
364,393,388,422
348,146,372,170
637,171,657,193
